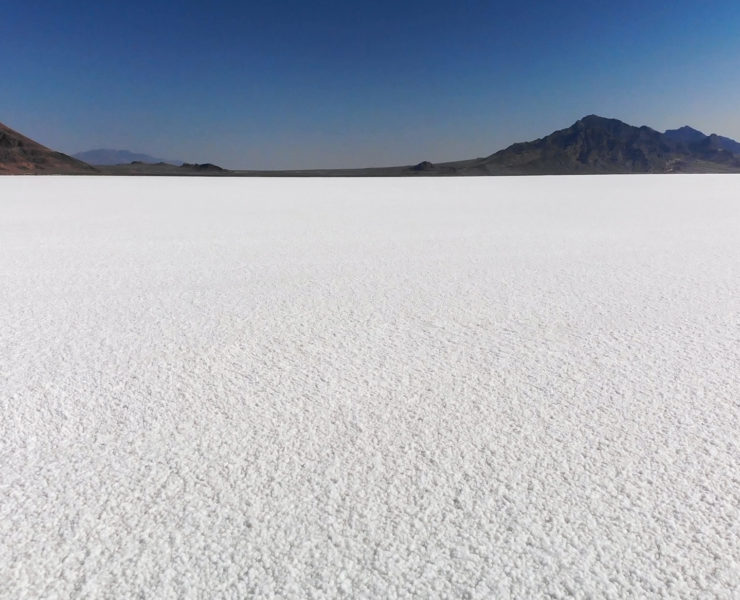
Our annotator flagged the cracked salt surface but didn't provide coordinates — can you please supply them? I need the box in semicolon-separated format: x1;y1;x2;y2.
1;175;739;598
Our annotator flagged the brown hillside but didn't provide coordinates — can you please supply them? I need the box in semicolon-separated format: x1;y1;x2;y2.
0;122;96;174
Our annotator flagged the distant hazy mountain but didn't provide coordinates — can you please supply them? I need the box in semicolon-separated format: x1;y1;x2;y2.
0;121;97;174
72;149;183;166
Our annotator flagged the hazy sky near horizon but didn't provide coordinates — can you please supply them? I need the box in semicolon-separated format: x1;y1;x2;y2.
3;1;740;169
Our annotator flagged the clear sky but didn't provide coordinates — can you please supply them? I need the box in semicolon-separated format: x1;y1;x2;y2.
3;1;740;169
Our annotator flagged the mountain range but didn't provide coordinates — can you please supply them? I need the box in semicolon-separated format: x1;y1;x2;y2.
2;115;740;176
72;149;184;166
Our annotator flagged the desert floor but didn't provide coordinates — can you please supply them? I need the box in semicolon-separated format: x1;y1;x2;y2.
1;176;738;598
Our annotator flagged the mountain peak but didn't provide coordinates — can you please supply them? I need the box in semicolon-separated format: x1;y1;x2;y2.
660;125;740;155
664;125;707;145
571;115;647;133
673;125;703;133
576;114;617;125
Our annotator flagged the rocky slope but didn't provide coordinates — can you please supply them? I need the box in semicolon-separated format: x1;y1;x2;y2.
0;122;96;174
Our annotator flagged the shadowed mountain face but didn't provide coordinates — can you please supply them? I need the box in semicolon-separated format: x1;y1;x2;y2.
664;125;707;144
475;116;675;174
665;125;740;155
714;135;740;155
72;149;184;166
0;122;97;174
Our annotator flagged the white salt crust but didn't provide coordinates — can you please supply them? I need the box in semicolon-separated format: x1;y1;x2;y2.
1;176;738;598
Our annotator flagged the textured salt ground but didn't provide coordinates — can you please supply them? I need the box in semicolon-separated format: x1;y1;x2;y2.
1;175;739;598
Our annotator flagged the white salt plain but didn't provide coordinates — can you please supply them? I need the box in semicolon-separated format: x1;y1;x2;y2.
1;175;739;598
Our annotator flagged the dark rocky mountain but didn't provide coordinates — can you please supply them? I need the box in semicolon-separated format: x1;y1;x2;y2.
73;149;184;166
472;116;677;174
450;115;740;175
0;121;97;174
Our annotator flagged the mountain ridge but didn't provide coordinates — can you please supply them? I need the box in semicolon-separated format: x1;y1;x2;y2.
3;115;740;175
664;125;740;154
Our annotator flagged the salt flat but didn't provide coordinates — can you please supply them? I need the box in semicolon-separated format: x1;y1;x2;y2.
1;175;739;598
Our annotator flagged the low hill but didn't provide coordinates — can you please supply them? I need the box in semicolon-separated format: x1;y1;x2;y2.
94;161;229;176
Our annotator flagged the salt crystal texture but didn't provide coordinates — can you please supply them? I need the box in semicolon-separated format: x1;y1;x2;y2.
1;175;739;598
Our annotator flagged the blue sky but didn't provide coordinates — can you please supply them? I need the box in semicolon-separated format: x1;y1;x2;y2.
3;1;740;169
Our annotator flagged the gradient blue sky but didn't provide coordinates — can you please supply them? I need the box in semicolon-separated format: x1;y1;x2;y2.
3;1;740;169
